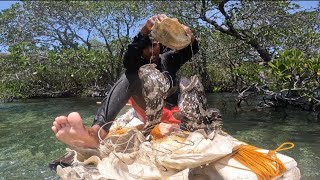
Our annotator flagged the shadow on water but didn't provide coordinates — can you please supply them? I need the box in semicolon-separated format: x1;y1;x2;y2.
0;94;319;179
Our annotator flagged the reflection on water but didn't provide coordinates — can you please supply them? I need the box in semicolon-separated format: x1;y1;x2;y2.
0;94;319;179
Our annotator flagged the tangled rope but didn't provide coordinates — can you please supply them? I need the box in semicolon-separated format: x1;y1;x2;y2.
232;142;295;180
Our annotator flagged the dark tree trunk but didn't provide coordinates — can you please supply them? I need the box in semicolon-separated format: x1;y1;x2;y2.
200;0;273;62
199;50;212;92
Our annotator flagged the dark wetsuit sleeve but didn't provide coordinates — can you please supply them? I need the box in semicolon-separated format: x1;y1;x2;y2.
92;72;145;131
123;33;150;72
92;74;132;131
171;39;200;68
161;39;200;105
93;33;150;130
160;39;200;78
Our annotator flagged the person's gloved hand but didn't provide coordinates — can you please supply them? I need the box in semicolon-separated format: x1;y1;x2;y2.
141;14;168;36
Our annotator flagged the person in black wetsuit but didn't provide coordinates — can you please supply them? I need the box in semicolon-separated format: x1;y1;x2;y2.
51;14;199;149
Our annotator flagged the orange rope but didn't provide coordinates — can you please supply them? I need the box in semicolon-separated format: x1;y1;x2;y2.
106;127;130;137
232;142;295;180
150;124;165;140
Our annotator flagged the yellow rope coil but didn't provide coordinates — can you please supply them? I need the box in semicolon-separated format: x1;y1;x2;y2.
232;142;295;180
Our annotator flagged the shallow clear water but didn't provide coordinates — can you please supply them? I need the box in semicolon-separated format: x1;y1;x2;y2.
0;94;319;179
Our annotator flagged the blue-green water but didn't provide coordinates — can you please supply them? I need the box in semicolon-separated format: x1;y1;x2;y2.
0;94;319;179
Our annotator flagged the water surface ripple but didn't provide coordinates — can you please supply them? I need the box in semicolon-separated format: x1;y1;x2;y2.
0;94;319;179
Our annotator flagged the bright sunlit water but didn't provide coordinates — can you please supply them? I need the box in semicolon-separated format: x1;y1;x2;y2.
0;93;319;179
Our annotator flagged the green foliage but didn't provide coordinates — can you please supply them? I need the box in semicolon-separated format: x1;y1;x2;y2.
152;1;319;92
234;62;262;86
207;63;233;90
0;1;319;108
233;49;319;104
266;49;320;99
0;42;119;99
0;1;151;100
0;42;35;100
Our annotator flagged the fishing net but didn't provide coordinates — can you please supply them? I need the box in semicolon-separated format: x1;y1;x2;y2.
55;108;300;180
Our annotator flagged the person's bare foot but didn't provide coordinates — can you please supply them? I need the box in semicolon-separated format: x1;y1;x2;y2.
52;112;100;149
